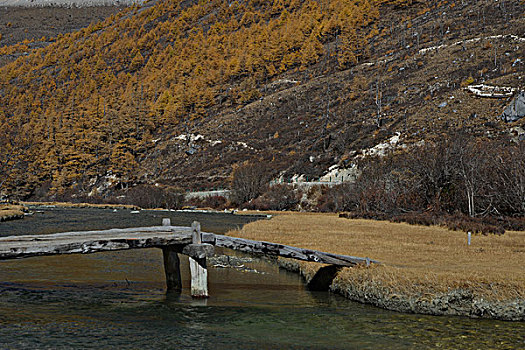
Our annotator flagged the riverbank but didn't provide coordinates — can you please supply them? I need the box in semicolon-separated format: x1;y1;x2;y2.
0;204;26;222
228;213;525;321
21;201;271;218
22;201;139;210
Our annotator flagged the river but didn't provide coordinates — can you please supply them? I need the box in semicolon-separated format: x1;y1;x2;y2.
0;207;523;349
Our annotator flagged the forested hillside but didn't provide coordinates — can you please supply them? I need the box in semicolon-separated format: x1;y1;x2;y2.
0;0;523;200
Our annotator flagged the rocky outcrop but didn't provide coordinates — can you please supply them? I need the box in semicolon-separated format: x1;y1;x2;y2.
501;91;525;123
466;84;517;98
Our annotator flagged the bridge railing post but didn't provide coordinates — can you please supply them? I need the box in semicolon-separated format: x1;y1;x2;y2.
192;221;202;244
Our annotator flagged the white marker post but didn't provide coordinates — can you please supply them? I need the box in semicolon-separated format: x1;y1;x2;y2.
467;232;472;246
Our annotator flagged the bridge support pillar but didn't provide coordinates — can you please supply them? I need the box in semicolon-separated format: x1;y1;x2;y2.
162;245;183;292
307;265;341;291
187;221;213;298
189;256;208;298
161;218;182;292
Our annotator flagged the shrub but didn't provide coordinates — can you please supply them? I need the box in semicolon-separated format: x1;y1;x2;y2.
244;185;300;211
315;184;357;212
123;185;184;209
460;76;475;87
477;216;525;232
390;212;505;235
230;161;271;205
341;211;505;235
186;195;228;210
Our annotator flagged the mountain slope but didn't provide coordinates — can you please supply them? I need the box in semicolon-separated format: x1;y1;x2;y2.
0;0;524;199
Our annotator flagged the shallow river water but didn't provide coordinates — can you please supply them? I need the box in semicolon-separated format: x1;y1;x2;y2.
0;207;523;349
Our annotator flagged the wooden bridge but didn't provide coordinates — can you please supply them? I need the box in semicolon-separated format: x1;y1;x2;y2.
0;219;378;297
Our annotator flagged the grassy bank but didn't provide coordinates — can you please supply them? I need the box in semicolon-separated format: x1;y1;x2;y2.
0;204;26;222
228;213;525;320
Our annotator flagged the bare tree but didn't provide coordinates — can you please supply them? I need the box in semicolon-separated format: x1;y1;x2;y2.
457;139;481;217
494;140;525;216
374;80;383;128
230;161;270;205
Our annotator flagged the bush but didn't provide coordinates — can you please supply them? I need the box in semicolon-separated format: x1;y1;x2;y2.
479;216;525;232
185;195;228;210
315;184;357;212
348;132;525;219
391;212;505;235
123;185;184;209
460;76;475;87
244;185;300;211
230;161;271;205
341;211;505;235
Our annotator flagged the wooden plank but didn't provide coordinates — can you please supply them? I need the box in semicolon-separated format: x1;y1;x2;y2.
201;233;379;267
0;226;192;242
0;226;192;260
0;225;378;267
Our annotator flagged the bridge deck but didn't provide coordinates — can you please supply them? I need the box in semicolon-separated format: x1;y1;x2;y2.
0;226;377;267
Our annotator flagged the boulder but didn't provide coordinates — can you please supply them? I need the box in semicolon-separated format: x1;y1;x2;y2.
501;91;525;123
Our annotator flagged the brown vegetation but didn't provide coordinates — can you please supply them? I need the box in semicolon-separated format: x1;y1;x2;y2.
243;184;301;211
0;0;523;200
0;204;26;221
24;183;184;209
227;132;525;235
335;132;525;234
229;213;525;302
21;201;138;209
230;161;271;205
185;195;229;210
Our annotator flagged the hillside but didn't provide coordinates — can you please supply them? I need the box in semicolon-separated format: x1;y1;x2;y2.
0;6;126;55
0;0;524;200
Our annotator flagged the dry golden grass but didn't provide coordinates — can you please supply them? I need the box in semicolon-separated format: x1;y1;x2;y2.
235;210;298;216
22;201;138;210
0;204;25;221
0;204;25;211
229;213;525;300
